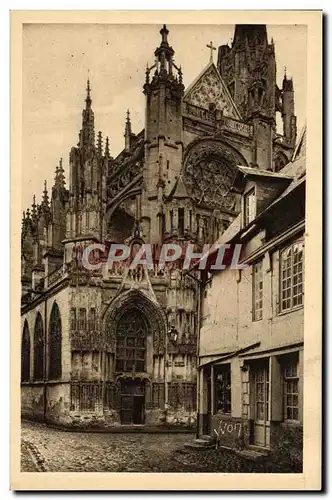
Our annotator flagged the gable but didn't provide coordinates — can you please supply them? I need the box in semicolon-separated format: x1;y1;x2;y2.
184;62;241;120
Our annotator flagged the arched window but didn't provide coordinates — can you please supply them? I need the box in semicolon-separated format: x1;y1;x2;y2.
115;308;148;373
49;303;62;380
21;320;30;382
33;313;44;381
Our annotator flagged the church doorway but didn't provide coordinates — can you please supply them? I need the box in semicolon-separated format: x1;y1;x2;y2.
120;379;145;425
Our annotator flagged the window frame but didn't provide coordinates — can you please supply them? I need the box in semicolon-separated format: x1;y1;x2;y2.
252;259;264;322
214;363;232;415
279;240;304;313
283;355;300;423
244;188;256;226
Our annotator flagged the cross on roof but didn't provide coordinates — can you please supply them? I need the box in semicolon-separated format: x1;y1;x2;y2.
206;41;217;63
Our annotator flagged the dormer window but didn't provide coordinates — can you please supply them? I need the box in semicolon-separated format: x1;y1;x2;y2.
244;188;256;225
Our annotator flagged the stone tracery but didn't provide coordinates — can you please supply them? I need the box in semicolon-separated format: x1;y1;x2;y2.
184;140;241;210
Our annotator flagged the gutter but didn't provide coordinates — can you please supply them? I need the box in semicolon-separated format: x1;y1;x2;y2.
198;341;261;368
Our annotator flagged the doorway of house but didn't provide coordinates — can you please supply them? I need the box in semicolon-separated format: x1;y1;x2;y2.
253;359;270;448
202;367;212;435
120;379;145;425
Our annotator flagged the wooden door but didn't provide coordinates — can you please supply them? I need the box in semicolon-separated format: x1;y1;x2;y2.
253;360;270;448
120;380;145;424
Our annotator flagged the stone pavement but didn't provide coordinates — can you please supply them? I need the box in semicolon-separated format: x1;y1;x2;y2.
21;420;198;472
21;420;301;474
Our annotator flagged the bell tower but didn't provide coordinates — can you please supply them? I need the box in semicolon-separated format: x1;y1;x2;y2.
218;25;277;169
142;25;184;243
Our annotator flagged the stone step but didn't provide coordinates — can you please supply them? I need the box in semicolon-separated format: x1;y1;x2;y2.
248;445;270;456
195;438;213;446
201;434;214;442
235;449;267;462
184;442;207;450
184;438;214;450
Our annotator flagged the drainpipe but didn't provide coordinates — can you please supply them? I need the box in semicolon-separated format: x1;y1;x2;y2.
164;325;168;421
196;274;203;438
43;298;47;421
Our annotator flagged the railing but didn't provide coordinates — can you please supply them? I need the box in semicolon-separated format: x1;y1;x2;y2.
182;101;253;137
46;265;65;287
220;116;253;137
105;261;171;280
182;101;216;122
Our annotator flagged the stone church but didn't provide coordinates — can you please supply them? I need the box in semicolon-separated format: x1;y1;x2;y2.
21;24;297;429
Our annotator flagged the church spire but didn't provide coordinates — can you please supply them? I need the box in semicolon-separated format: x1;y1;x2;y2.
42;180;49;209
144;24;184;97
54;158;66;189
97;131;103;156
80;78;95;154
31;194;37;220
124;109;132;152
105;136;110;158
154;24;174;77
85;78;92;109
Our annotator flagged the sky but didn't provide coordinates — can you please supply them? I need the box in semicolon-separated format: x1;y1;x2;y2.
22;23;307;209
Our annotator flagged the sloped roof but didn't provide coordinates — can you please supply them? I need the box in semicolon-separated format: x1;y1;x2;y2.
184;62;241;120
291;124;307;162
168;174;190;199
236;166;293;180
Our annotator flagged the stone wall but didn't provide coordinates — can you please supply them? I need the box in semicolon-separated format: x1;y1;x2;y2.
21;385;45;422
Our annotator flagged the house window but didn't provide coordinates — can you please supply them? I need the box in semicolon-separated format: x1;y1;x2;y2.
244;189;256;225
214;364;231;414
280;241;304;311
283;356;299;421
178;208;184;237
252;260;263;321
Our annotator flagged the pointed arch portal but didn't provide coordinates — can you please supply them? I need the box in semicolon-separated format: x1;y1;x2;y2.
104;290;167;424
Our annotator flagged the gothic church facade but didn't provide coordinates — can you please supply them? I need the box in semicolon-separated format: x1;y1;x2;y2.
21;24;297;429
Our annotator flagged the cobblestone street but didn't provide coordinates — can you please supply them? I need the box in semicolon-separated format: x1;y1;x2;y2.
21;420;198;473
21;420;300;473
